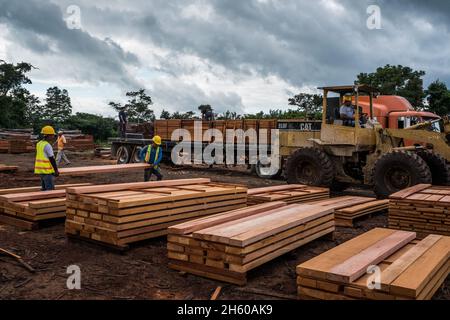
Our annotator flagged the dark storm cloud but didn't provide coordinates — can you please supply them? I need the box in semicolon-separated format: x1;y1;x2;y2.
1;0;450;112
0;0;141;88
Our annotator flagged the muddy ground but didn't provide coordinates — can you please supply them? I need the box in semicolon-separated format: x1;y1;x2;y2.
0;152;448;300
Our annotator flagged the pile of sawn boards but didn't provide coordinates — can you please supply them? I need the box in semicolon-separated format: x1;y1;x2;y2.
0;184;90;230
297;228;450;300
389;184;450;237
311;196;389;227
247;185;388;227
247;185;330;205
167;201;335;285
65;179;247;249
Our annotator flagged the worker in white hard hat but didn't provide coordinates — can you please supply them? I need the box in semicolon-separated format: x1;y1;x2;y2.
340;94;356;126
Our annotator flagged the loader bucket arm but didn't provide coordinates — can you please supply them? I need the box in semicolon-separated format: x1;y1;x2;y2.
383;128;450;162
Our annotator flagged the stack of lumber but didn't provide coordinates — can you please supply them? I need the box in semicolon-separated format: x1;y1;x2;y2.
0;184;91;230
155;120;182;140
311;196;389;227
168;202;335;285
0;129;36;154
126;122;154;139
59;163;151;176
182;120;213;142
297;228;450;300
0;140;9;153
389;184;450;237
247;185;330;206
0;165;18;173
94;147;112;159
64;134;95;151
65;179;247;249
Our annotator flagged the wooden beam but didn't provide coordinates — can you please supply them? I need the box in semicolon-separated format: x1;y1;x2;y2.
59;163;152;176
169;202;286;235
247;185;307;195
66;178;211;194
328;230;416;283
0;190;66;202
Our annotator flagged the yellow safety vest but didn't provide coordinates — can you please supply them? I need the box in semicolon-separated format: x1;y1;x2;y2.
35;141;55;175
145;146;160;169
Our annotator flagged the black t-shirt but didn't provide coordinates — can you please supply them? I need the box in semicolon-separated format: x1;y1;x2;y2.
119;111;127;123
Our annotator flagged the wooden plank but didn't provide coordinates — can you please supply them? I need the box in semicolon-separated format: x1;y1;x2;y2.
59;163;151;176
0;183;91;195
0;190;66;202
380;235;442;290
169;202;286;235
328;230;416;283
201;205;333;247
66;178;211;194
297;228;398;279
247;185;307;195
390;236;450;298
390;184;432;200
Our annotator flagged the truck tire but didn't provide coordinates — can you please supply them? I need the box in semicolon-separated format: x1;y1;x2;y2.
116;146;131;164
255;160;282;179
131;147;143;163
417;150;450;186
373;151;432;198
285;147;334;187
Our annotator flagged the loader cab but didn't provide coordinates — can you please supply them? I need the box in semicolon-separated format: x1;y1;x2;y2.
318;85;379;148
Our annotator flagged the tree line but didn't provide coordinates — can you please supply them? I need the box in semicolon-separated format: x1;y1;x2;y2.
1;60;449;142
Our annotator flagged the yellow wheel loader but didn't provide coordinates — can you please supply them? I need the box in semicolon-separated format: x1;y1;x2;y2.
284;85;450;198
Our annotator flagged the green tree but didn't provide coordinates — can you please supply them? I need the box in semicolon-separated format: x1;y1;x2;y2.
126;89;154;123
160;109;171;119
425;80;450;116
198;104;212;118
65;112;118;141
356;64;426;109
0;60;35;128
288;93;322;119
109;89;154;123
42;86;72;125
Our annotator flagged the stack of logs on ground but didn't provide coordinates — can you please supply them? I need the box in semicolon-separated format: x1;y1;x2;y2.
389;184;450;237
248;185;389;227
65;179;247;249
0;184;90;230
297;228;450;300
167;201;335;285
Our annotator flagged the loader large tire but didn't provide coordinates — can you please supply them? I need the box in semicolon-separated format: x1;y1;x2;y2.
373;151;432;198
286;148;334;187
417;150;450;186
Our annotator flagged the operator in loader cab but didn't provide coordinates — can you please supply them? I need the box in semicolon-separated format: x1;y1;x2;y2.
340;95;356;126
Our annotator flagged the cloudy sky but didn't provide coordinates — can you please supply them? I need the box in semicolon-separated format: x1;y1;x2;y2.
1;0;450;118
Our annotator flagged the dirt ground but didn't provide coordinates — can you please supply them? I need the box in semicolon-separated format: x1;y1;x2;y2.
0;152;448;300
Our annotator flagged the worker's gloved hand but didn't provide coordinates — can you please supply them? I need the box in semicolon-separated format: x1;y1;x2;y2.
54;171;60;177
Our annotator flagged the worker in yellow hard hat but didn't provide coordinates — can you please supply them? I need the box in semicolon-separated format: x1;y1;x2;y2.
139;135;163;181
35;126;59;191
